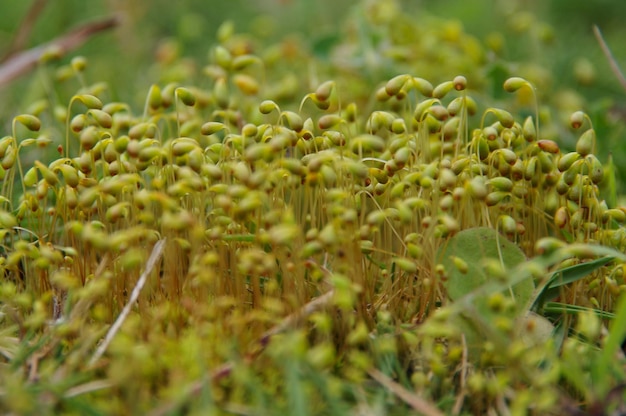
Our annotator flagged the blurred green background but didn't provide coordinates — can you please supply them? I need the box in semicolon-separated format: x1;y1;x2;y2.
1;0;626;191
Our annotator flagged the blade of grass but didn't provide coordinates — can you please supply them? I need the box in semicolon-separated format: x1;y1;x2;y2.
595;293;626;397
532;256;614;312
543;302;615;320
89;239;166;366
594;25;626;93
367;368;444;416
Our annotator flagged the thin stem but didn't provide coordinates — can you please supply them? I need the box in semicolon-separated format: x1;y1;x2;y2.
593;25;626;93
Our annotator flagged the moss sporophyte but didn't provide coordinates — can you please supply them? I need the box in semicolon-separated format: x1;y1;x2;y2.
2;3;626;414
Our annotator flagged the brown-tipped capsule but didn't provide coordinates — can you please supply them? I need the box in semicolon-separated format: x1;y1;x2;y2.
537;139;559;154
318;114;342;130
315;80;335;102
453;75;467;91
554;206;569;229
570;111;585;129
15;114;41;132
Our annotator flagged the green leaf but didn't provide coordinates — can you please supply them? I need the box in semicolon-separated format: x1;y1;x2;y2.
532;256;614;312
437;227;533;309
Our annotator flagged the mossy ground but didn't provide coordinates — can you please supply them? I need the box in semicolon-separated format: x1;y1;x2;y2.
1;1;626;414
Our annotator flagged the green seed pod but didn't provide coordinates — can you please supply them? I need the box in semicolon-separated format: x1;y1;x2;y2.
432;81;454;99
214;78;229;108
393;257;417;273
318;114;342;130
563;160;583;186
439;194;454;211
70;56;87;72
490;108;515;128
575;129;595;157
499;215;517;235
75;94;103;110
114;135;130;154
385;74;411;96
489;177;513;192
603;208;626;223
160;83;177;108
64;185;78;209
522;116;536;142
350;134;385;154
554;207;569;229
232;74;259;96
344;102;357;123
393;147;411;167
567;179;583;202
485;191;508;206
176;87;196;106
476;137;490;160
23;166;38;187
79;126;99;151
558;151;581;172
106;202;130;223
451;158;470;175
503;77;530;93
438;168;457;189
537;151;555;173
367;111;395;132
413;98;438;121
171;139;199;157
201;122;228;136
428;105;449;121
213;45;232;69
467;177;488;200
499;148;518;166
87;109;112;129
14;114;41;132
585;154;604;184
56;164;79;187
231;53;261;70
411;77;434;96
138;146;162;162
376;86;392;102
35;161;59;186
524;157;539;181
147;84;162;110
314;80;335;102
391;118;406;134
128;123;152;140
442;117;460;141
535;237;566;255
280;111;303;132
390;181;408;198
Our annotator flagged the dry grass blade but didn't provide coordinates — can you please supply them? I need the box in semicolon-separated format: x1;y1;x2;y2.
0;15;119;87
594;25;626;93
367;368;444;416
89;239;166;366
260;289;334;345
